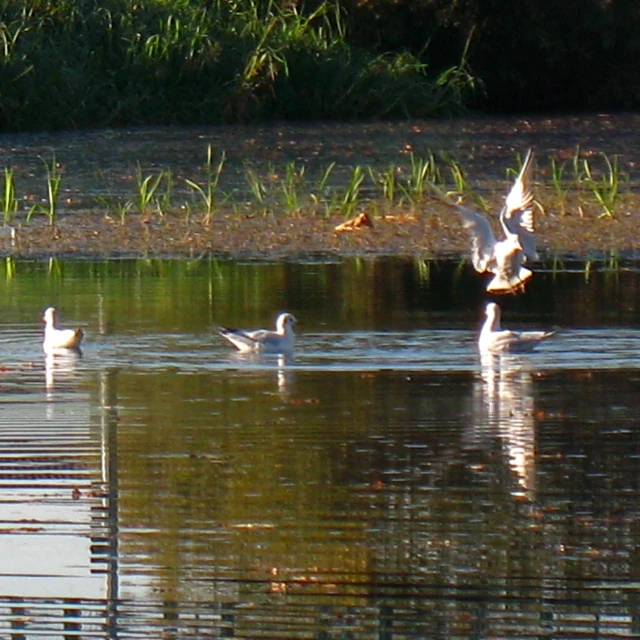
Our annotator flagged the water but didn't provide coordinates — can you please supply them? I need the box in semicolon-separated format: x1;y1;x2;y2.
0;257;639;638
2;113;640;211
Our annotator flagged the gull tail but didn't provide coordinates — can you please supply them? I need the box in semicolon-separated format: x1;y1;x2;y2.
486;266;533;294
216;326;256;352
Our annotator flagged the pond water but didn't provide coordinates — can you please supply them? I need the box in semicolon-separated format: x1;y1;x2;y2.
0;256;639;638
2;113;640;212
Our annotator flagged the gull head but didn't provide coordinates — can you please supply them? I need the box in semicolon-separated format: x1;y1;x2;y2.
43;307;58;328
276;313;298;333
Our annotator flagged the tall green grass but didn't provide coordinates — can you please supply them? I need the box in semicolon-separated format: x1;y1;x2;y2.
0;0;475;132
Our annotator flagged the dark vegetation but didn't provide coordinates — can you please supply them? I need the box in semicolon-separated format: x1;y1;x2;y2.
0;0;638;132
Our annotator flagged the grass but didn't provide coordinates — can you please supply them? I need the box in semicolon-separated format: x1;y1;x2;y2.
135;164;167;216
1;167;18;225
0;0;476;132
0;148;635;238
280;162;306;215
582;153;624;218
26;155;62;226
185;145;226;224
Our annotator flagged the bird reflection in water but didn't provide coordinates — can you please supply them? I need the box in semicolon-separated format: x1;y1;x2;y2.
475;353;537;494
45;350;82;393
227;351;295;400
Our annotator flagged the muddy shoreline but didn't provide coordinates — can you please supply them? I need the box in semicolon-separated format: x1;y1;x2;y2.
3;206;639;263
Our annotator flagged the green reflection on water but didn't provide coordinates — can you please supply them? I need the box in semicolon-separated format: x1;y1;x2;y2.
0;256;475;334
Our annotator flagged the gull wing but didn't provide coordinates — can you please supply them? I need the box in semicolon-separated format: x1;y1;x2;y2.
485;328;554;353
501;149;538;260
217;327;260;352
456;205;497;273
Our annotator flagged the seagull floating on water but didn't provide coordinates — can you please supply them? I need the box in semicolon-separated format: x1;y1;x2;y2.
216;312;297;354
433;149;537;294
42;307;84;353
478;302;555;355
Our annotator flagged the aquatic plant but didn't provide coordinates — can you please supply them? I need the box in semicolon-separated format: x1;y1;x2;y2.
245;167;269;215
400;152;442;205
185;145;226;224
280;162;306;215
309;162;335;216
369;165;400;208
582;153;623;218
1;167;18;225
95;196;134;225
135;164;167;216
549;157;569;215
442;153;490;212
338;165;365;217
27;155;62;226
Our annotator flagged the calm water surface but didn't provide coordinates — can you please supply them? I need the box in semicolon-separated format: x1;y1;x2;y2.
2;113;640;209
0;257;639;638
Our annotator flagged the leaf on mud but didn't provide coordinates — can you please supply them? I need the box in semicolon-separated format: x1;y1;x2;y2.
334;212;373;232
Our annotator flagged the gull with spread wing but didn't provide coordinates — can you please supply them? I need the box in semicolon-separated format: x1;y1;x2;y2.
217;312;297;354
433;149;537;293
478;302;555;355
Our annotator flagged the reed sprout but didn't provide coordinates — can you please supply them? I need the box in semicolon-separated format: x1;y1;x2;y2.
280;162;306;215
1;167;18;225
582;153;623;218
369;165;399;204
338;165;365;217
309;162;335;215
246;167;269;215
185;145;226;224
27;155;62;225
549;158;569;215
95;196;134;225
135;164;167;216
400;152;441;204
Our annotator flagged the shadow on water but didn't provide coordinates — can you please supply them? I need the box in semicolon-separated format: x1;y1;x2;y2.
0;257;640;637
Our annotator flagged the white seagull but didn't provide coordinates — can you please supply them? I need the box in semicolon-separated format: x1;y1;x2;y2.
478;302;555;355
434;149;537;293
217;312;297;354
42;307;84;353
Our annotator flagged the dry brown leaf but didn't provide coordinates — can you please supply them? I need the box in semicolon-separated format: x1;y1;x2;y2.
334;212;373;232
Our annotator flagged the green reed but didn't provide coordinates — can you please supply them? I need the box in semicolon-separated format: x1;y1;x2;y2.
27;155;62;225
280;162;306;215
338;165;365;217
185;145;226;224
582;153;623;218
1;167;18;225
549;157;570;214
309;163;335;215
245;167;269;215
445;155;489;212
400;152;442;204
369;165;399;204
95;195;133;225
135;164;167;215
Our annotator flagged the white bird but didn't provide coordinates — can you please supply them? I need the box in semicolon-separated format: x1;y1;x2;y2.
42;307;84;353
478;302;555;355
434;149;537;293
217;312;297;354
